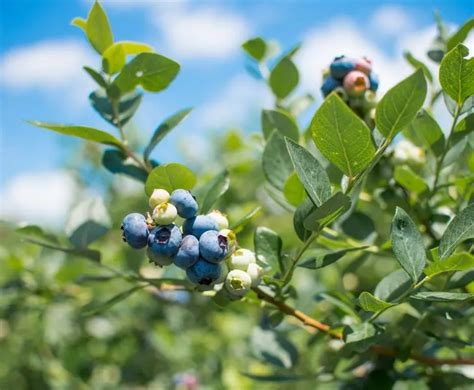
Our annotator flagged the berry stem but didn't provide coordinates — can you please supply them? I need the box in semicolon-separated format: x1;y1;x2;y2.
252;286;474;366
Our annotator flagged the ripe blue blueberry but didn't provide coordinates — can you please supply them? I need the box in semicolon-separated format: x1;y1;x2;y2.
121;213;149;249
186;257;222;286
174;235;200;269
170;189;198;219
368;72;379;92
183;215;218;239
330;56;356;80
321;76;342;97
199;230;228;263
148;224;182;257
147;247;173;266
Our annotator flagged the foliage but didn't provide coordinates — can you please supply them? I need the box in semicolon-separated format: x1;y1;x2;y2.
1;2;473;389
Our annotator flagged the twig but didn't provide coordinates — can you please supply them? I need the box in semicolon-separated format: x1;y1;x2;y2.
253;287;474;366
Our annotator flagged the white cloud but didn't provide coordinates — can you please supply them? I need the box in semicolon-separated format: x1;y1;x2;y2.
152;6;250;60
371;5;413;36
0;170;79;227
0;39;96;104
198;73;271;128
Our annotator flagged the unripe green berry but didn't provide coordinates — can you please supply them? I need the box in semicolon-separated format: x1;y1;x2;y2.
149;189;170;209
152;202;177;225
246;262;263;287
224;269;251;297
229;248;255;271
207;210;229;230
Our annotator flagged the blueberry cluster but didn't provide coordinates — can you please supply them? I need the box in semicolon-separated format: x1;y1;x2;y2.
121;188;263;297
321;56;379;126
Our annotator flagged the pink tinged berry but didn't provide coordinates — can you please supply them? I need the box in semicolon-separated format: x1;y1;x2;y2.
343;71;370;96
355;57;372;75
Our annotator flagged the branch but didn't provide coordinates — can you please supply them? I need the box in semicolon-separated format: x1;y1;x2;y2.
253;287;474;366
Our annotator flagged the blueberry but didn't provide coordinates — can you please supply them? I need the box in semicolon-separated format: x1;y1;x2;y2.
199;230;228;263
343;70;369;97
207;210;229;230
148;224;182;257
149;188;170;209
152;202;178;225
121;213;149;249
321;76;342;97
183;215;218;239
368;72;379;92
229;248;256;271
170;189;198;219
147;247;173;266
186;257;222;286
174;235;200;269
330;56;356;79
355;57;372;75
224;269;252;297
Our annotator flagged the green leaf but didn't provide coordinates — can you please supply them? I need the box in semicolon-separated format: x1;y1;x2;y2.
394;165;428;194
145;163;196;196
303;192;351;231
410;292;474;302
293;198;315;242
311;94;375;176
29;121;123;148
230;207;261;232
199;170;230;214
102;41;153;74
83;66;107;88
343;323;380;353
242;37;267;61
358;292;394;312
65;197;111;249
82;285;146;316
251;327;298;368
254;227;283;272
447;270;474;289
405;109;445;155
262;130;293;190
71;17;87;31
16;225;59;245
241;372;317;383
90;90;142;127
425;252;474;278
447;18;474;51
283;172;305;206
269;57;299;99
102;149;148;182
438;203;474;259
86;1;113;54
261;109;299;141
376;69;427;138
439;44;474;106
285;138;331;206
374;269;412;302
451;112;474;146
112;52;180;94
391;207;426;283
403;51;433;82
20;238;101;262
299;247;367;270
143;108;192;161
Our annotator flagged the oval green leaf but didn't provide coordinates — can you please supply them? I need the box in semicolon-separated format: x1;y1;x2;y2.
145;163;196;195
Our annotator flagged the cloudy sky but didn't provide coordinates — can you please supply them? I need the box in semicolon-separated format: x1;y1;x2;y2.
0;0;472;227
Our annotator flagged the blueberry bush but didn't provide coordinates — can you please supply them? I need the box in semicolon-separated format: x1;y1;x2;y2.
1;2;473;388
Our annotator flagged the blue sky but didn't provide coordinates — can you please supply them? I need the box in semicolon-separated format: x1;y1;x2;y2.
0;0;472;226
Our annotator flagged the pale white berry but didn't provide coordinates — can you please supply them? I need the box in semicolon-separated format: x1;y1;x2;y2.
246;262;263;287
152;202;177;225
149;189;170;209
229;248;256;271
224;269;252;297
207;210;229;230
